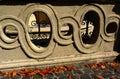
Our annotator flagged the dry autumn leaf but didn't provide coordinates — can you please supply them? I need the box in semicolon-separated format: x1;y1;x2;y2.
0;61;119;78
65;65;75;70
88;63;97;69
96;74;104;79
0;71;5;76
68;73;73;79
17;71;24;76
21;69;31;74
11;70;17;78
108;62;119;68
110;76;115;79
102;68;109;72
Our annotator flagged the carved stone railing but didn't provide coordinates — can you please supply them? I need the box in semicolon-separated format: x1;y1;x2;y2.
0;2;120;69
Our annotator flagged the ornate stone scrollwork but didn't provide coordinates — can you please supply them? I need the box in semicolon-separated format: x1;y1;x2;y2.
47;5;74;45
0;16;21;49
18;4;56;58
57;16;79;45
54;16;79;45
74;4;104;54
101;15;120;42
0;3;118;60
47;5;79;45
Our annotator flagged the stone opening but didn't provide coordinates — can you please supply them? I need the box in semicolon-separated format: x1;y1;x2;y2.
3;25;18;39
28;11;52;47
81;11;100;44
61;23;73;36
106;22;117;34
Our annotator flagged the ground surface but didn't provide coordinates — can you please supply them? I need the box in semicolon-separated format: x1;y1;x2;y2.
0;60;120;79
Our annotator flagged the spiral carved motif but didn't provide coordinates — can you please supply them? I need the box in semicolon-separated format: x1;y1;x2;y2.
46;5;78;45
101;15;120;42
0;16;23;49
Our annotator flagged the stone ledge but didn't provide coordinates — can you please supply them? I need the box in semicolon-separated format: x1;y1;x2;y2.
0;52;118;70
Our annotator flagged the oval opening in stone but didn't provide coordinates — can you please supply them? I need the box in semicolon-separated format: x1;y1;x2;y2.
3;25;18;39
60;23;73;37
106;22;117;34
28;11;52;48
81;11;100;44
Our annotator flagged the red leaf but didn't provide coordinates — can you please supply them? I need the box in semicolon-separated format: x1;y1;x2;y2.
68;73;73;79
26;72;36;77
96;74;104;79
102;68;109;72
110;76;115;79
0;71;5;76
21;69;31;74
88;63;97;69
11;70;17;78
65;65;75;70
17;71;24;76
